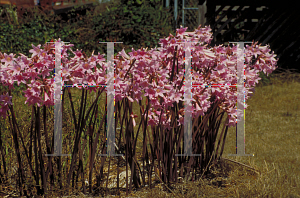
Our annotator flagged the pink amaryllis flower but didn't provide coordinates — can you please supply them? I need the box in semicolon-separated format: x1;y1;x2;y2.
29;44;42;58
170;90;182;104
176;25;188;38
80;62;93;74
43;91;54;107
0;93;12;106
144;87;156;99
1;53;15;69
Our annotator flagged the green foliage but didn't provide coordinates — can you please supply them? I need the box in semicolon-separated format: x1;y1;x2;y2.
89;0;175;56
0;0;175;60
0;5;67;58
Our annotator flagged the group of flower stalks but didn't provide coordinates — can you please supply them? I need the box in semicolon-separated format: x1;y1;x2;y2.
0;25;277;127
0;25;278;196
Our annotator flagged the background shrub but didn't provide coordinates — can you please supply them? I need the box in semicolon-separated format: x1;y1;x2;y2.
0;0;175;59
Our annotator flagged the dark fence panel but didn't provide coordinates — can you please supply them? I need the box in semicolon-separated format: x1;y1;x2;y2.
204;1;300;73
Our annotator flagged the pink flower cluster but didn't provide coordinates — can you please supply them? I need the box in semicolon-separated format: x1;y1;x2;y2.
0;25;277;128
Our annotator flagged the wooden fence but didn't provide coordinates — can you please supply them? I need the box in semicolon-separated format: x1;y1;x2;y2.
203;1;300;73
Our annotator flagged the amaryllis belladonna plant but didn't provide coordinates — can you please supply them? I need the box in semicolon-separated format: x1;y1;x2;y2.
0;25;277;196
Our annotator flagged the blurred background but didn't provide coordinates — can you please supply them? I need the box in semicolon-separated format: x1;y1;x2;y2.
0;0;299;74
